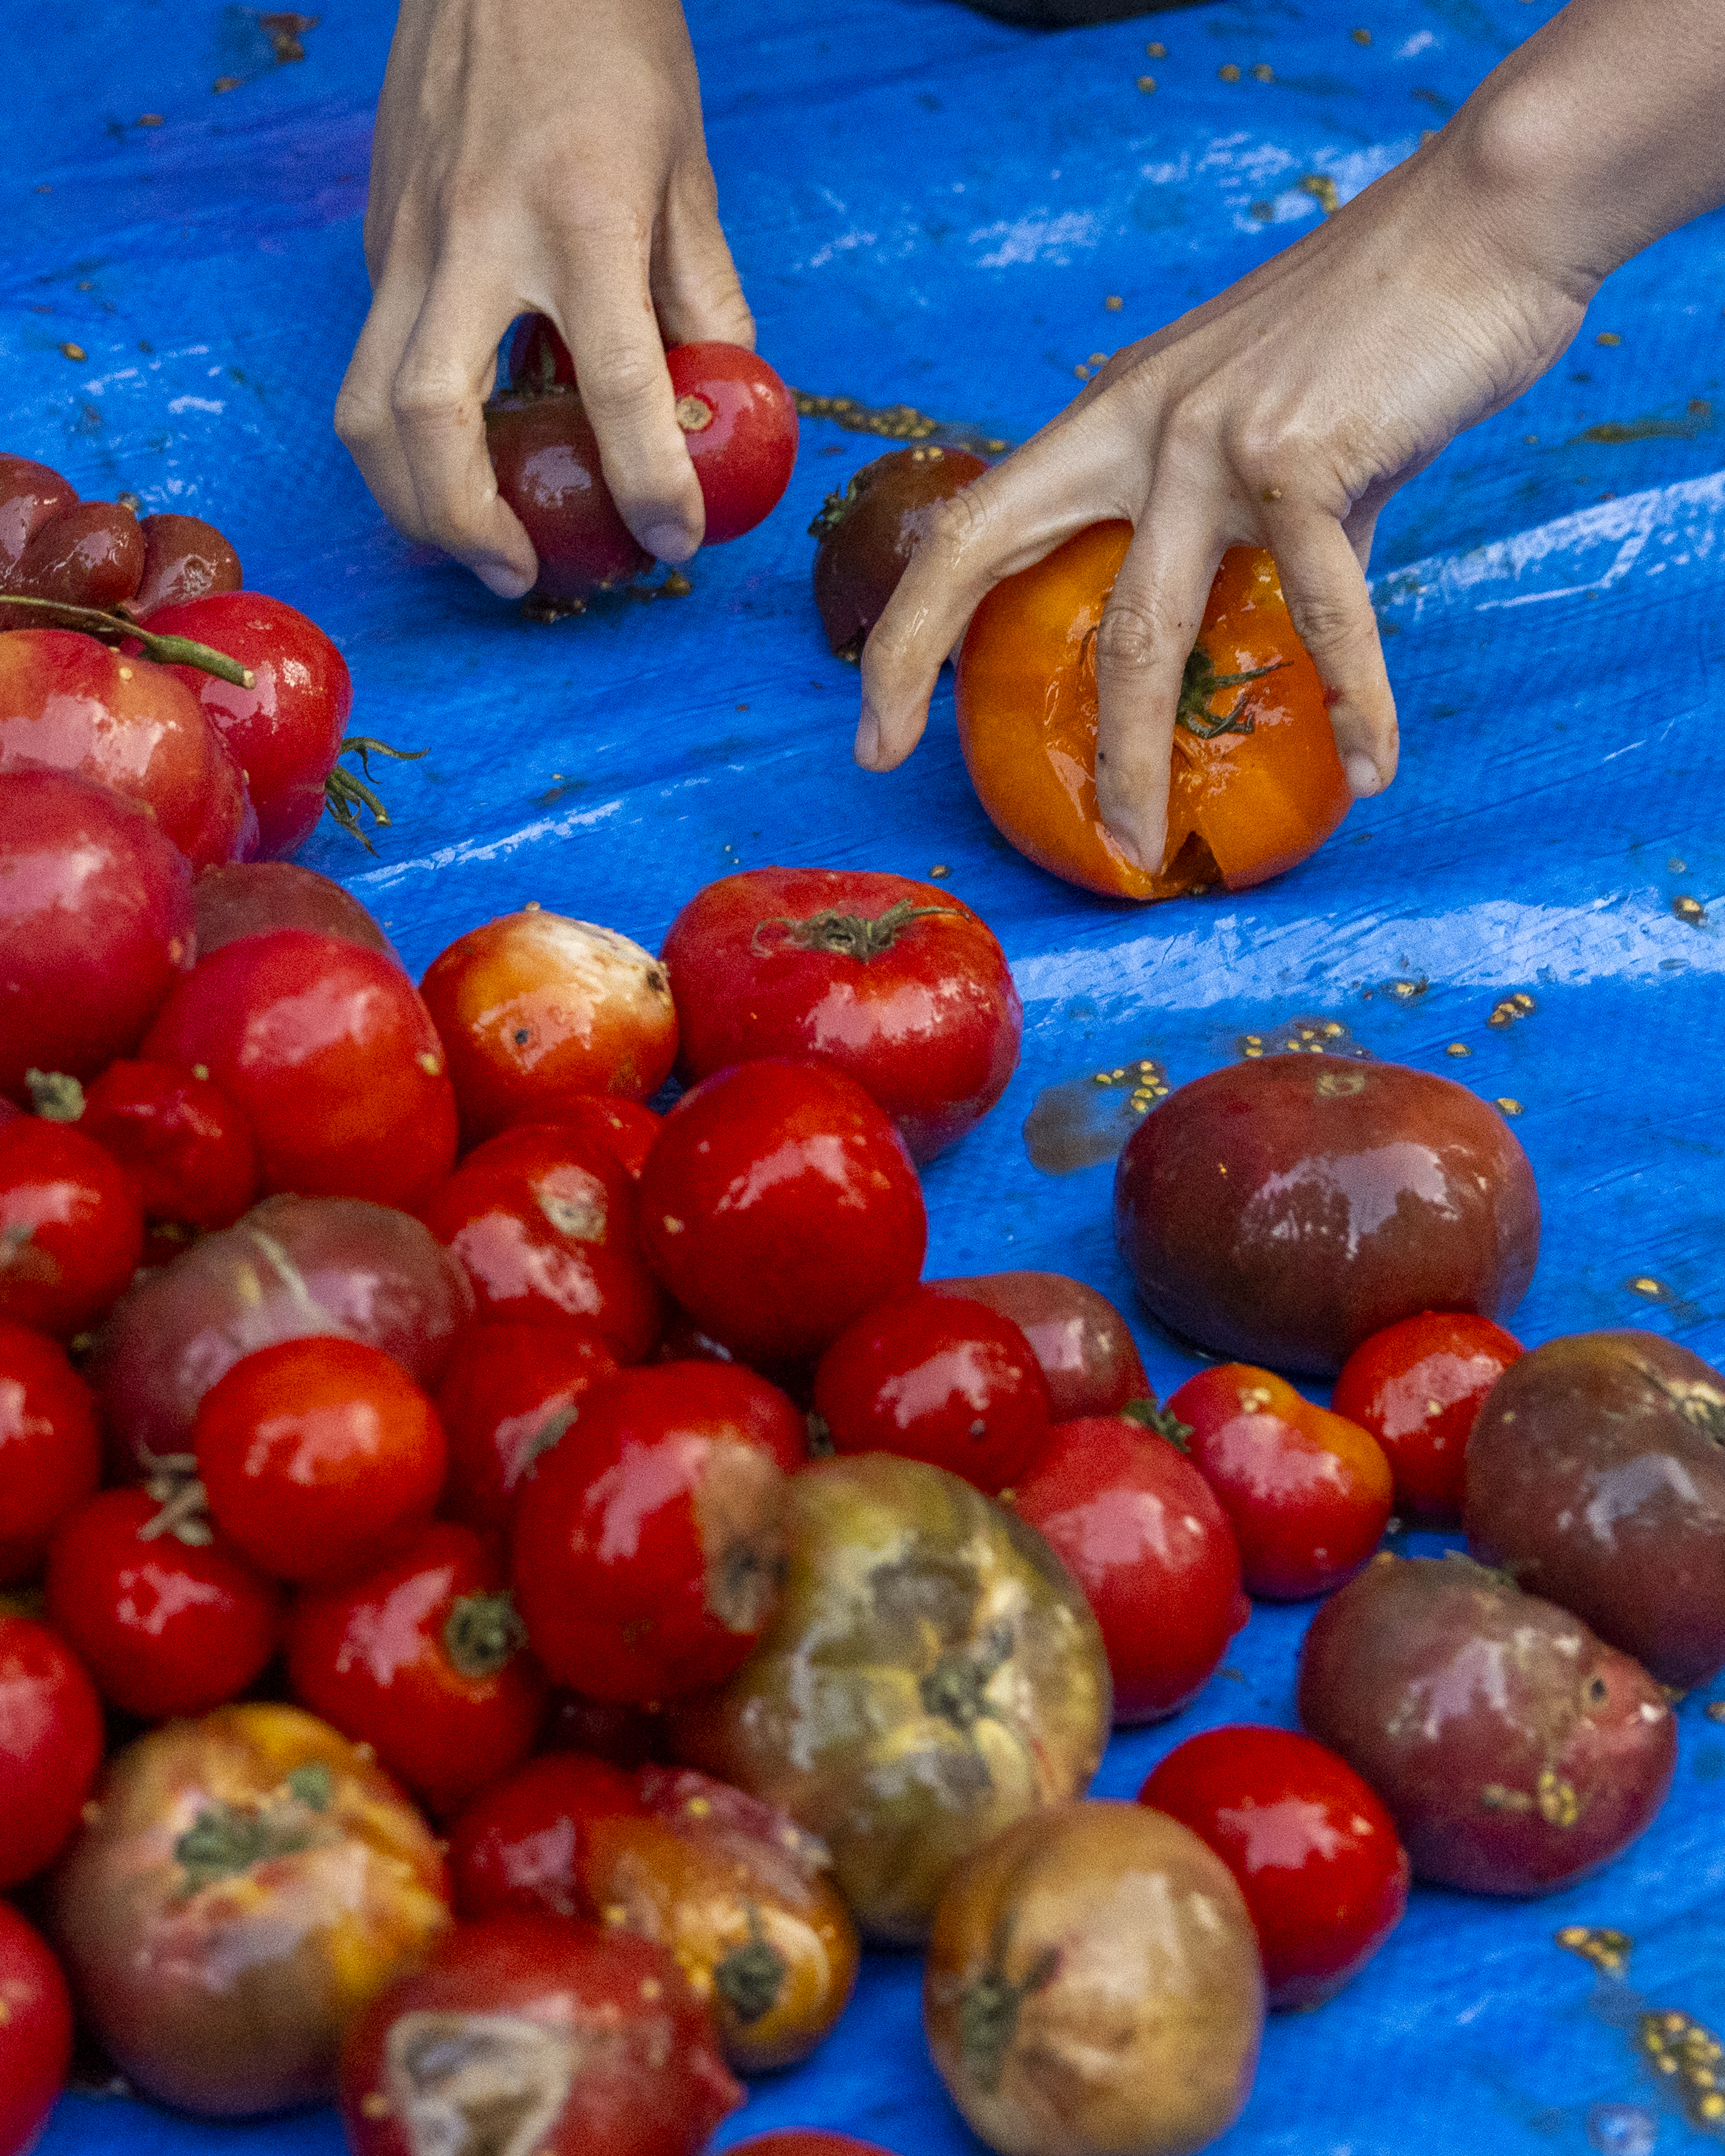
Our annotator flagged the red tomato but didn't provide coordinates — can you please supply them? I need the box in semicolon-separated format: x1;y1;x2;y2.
0;1116;144;1338
1139;1724;1410;2009
1167;1365;1393;1601
813;1288;1050;1495
0;454;142;610
486;388;655;599
930;1270;1149;1422
193;858;401;966
436;1318;619;1533
195;1335;449;1585
421;1124;662;1362
1332;1311;1524;1524
141;928;459;1211
0;1321;100;1583
447;1750;643;1920
665;341;799;543
529;1094;661;1178
512;1361;801;1700
639;1058;927;1366
339;1914;743;2156
1013;1411;1247;1723
44;1483;282;1720
287;1520;547;1817
730;2140;896;2156
661;867;1022;1162
0;454;79;578
0;1612;104;1887
0;1901;73;2156
79;1058;258;1232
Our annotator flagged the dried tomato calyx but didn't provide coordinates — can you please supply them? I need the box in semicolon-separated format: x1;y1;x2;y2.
715;1904;788;2025
958;1944;1060;2093
674;393;716;434
173;1764;333;1892
0;593;255;689
750;897;959;962
138;1447;215;1548
919;1621;1015;1732
443;1590;528;1680
23;1068;85;1122
1175;646;1289;739
807;466;876;542
324;735;427;854
1120;1398;1193;1452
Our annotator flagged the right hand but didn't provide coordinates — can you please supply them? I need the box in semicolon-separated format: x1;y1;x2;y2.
336;0;753;597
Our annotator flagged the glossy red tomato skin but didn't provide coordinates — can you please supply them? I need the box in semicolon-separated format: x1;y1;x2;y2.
639;1058;928;1367
814;1288;1050;1496
1013;1413;1246;1724
14;499;145;610
0;1117;145;1339
665;341;799;543
1168;1365;1394;1602
512;1361;801;1701
421;1124;662;1363
729;2139;897;2156
287;1520;548;1818
930;1271;1149;1422
0;1900;73;2156
152;592;353;858
447;1750;644;1920
141;928;459;1211
1332;1311;1524;1524
195;1335;449;1585
338;1912;743;2156
436;1318;621;1533
514;1094;660;1178
661;867;1022;1162
0;769;195;1102
193;859;401;966
486;388;655;599
0;1613;104;1887
1139;1724;1410;2009
79;1058;258;1233
0;1322;100;1584
44;1487;282;1719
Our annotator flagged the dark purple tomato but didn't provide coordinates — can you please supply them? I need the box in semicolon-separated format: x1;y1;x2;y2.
930;1271;1149;1422
193;860;401;967
486;388;654;600
811;444;990;658
127;512;244;621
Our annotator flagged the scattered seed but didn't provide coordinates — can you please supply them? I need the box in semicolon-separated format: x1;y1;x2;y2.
1219;62;1241;81
1352;25;1372;42
1446;1042;1471;1056
1299;173;1341;214
1145;40;1166;55
1596;331;1622;346
1673;894;1707;924
1496;1098;1523;1116
138;113;164;127
213;75;243;92
59;342;86;362
1104;295;1123;310
1074;363;1090;379
930;863;948;877
1252;62;1273;80
1137;74;1157;90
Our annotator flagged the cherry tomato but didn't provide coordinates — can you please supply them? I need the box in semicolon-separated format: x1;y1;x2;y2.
639;1057;927;1366
79;1058;258;1233
287;1520;547;1817
435;1317;620;1533
0;1612;104;1887
813;1287;1050;1495
44;1480;282;1720
127;510;243;620
811;442;991;658
530;1093;661;1177
1140;1723;1410;2009
1332;1310;1524;1523
421;1123;662;1361
956;528;1350;900
486;386;654;599
338;1913;743;2156
0;1901;73;2156
665;340;799;543
0;455;79;581
1167;1365;1393;1600
512;1361;800;1700
193;858;401;965
661;867;1022;1161
447;1750;644;1920
930;1269;1148;1422
420;909;678;1145
11;497;144;611
195;1335;449;1585
141;928;459;1212
0;1321;100;1584
0;1116;144;1338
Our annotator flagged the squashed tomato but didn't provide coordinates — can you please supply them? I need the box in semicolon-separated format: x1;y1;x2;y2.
956;526;1350;900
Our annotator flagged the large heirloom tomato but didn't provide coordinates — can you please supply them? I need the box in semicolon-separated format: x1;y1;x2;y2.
956;525;1350;900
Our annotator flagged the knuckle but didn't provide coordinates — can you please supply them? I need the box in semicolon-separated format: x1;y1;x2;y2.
1094;593;1186;675
921;486;990;565
1284;587;1372;653
575;343;668;417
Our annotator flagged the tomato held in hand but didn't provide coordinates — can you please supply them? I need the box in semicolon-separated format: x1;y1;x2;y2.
0;1902;73;2156
79;1058;258;1235
486;386;655;599
1168;1365;1393;1600
447;1750;643;1920
957;527;1350;900
0;1613;104;1887
0;1321;100;1584
1332;1310;1524;1524
0;1116;144;1338
1140;1724;1409;2010
665;341;799;544
436;1318;620;1533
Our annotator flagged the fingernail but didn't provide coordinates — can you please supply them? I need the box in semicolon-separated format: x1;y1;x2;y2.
854;704;882;769
1345;753;1382;798
475;561;534;600
643;523;697;565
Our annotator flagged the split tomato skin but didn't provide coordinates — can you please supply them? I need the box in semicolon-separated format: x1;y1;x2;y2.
665;340;799;543
79;1058;259;1234
447;1750;644;1920
0;1613;105;1888
1332;1309;1524;1524
1169;1365;1393;1601
0;1321;101;1584
930;1269;1149;1422
1140;1724;1410;2009
661;867;1023;1162
486;387;655;598
0;1116;145;1339
810;443;991;658
435;1318;620;1533
128;511;243;621
0;1901;73;2156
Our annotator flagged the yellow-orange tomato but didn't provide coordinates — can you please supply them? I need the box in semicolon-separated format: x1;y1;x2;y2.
955;524;1351;900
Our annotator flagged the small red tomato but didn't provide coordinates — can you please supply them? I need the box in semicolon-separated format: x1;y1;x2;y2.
1013;1411;1247;1724
421;1124;662;1362
813;1288;1050;1496
1168;1365;1394;1601
0;1117;144;1338
930;1270;1149;1422
0;1321;100;1583
0;1612;104;1887
665;341;799;543
639;1058;927;1367
436;1318;620;1533
44;1481;282;1720
512;1361;800;1700
0;1901;73;2156
1332;1310;1524;1523
419;910;678;1145
1140;1724;1409;2009
13;499;144;610
662;867;1022;1162
0;454;79;577
141;928;459;1212
523;1094;662;1178
486;386;655;599
79;1058;258;1232
447;1750;644;1920
195;1336;449;1585
287;1520;547;1817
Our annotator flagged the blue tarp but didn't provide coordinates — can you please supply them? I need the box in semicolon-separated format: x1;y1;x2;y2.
10;1;1724;2151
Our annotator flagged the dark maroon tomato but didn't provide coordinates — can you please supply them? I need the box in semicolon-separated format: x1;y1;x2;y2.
193;859;401;966
0;1117;144;1338
1114;1054;1540;1374
811;442;990;657
814;1288;1050;1495
1298;1553;1675;1895
337;1913;743;2156
1331;1310;1523;1524
486;388;654;599
661;867;1022;1162
1140;1724;1409;2009
1465;1331;1725;1688
79;1058;258;1233
127;511;244;620
14;499;145;610
729;2140;896;2156
0;1321;100;1585
0;1900;73;2156
0;1612;104;1887
447;1750;644;1920
665;341;798;544
543;1689;671;1768
435;1317;620;1533
0;455;78;584
504;312;578;393
638;1057;927;1367
930;1270;1149;1422
1013;1412;1245;1724
44;1483;282;1720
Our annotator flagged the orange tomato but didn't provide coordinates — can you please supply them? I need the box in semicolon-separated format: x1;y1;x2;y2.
954;523;1351;900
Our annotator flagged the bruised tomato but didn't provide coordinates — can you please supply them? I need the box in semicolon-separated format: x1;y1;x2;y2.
1332;1310;1524;1524
127;510;244;620
956;527;1349;900
810;443;991;659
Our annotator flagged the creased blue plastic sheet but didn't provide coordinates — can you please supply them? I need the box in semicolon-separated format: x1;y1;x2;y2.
8;0;1724;2151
